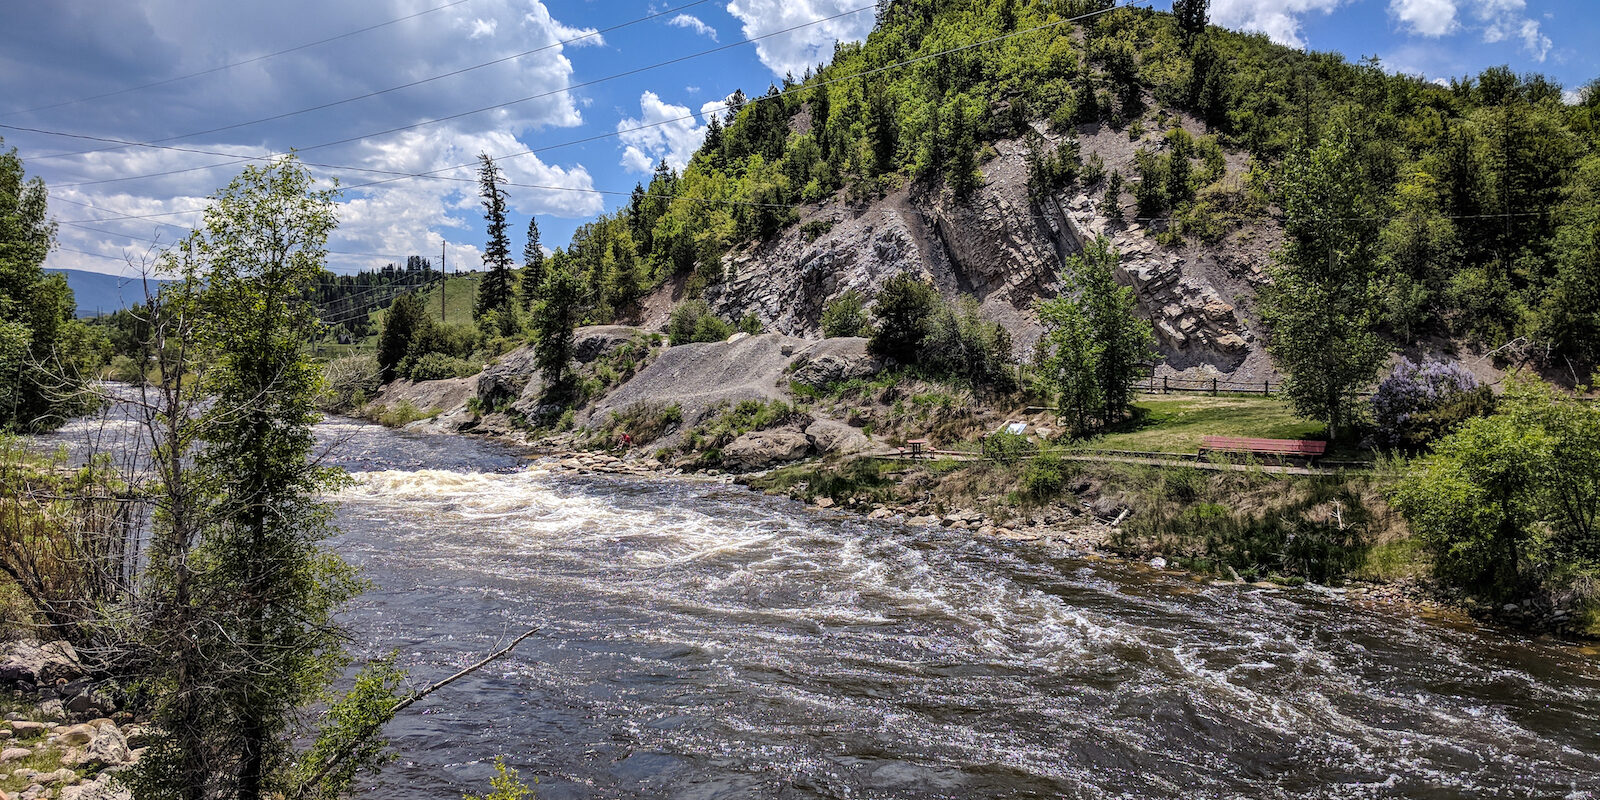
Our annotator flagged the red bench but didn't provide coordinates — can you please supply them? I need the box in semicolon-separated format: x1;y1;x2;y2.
1199;436;1326;463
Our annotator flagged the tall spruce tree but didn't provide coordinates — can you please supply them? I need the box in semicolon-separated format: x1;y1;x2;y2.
1172;0;1209;50
474;153;514;318
520;216;545;309
532;259;584;405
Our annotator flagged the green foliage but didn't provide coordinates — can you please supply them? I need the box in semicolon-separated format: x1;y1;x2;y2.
0;139;106;431
984;430;1037;464
531;259;585;406
520;216;545;310
1393;378;1599;606
1035;236;1157;434
868;273;940;364
920;297;1016;397
465;758;535;800
1259;124;1388;440
667;300;735;345
292;657;406;800
1024;131;1081;201
403;352;476;382
1018;451;1072;504
376;293;429;383
1100;171;1125;221
127;156;366;800
820;289;872;338
596;402;683;447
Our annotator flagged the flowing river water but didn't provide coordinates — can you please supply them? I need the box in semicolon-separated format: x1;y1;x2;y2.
32;409;1600;798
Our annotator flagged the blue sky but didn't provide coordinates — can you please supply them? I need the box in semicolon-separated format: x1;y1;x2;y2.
2;0;1593;278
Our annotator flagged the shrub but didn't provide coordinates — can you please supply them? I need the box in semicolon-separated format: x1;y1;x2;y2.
320;353;382;411
868;273;940;364
821;290;872;338
402;352;475;382
984;430;1037;464
1369;357;1489;448
1019;452;1070;502
603;402;683;446
668;300;734;345
920;298;1016;396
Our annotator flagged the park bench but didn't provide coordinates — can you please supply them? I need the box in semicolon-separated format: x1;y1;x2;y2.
1199;436;1326;464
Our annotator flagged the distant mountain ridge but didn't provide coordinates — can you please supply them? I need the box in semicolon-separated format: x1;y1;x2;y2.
46;268;170;317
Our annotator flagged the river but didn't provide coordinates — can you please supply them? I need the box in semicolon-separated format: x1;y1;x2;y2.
313;418;1600;799
32;409;1600;798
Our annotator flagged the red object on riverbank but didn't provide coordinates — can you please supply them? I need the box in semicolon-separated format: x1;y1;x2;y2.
1199;436;1326;463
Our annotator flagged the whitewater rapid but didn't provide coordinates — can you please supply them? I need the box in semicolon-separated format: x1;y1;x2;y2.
316;418;1600;799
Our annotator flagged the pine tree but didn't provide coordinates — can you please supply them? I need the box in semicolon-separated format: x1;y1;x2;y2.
520;216;544;309
532;259;584;405
474;153;514;318
1172;0;1209;50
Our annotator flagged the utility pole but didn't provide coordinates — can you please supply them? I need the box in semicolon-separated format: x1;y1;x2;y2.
440;242;447;322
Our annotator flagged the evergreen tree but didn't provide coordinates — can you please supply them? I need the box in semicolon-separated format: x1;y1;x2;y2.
1172;0;1209;50
520;216;545;309
868;272;940;364
1260;124;1389;440
376;292;428;383
532;259;584;405
474;154;514;318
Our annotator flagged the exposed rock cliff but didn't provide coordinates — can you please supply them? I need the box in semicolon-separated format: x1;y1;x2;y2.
699;121;1280;380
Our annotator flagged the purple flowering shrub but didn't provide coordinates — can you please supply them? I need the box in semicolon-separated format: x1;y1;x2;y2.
1369;358;1493;448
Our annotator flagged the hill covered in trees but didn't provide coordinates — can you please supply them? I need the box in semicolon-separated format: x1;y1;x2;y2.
529;0;1597;375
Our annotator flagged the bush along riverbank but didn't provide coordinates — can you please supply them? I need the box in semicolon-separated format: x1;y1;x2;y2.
327;323;1598;640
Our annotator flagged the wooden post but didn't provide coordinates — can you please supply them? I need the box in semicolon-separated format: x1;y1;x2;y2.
1264;380;1270;395
1162;375;1169;394
1211;378;1218;396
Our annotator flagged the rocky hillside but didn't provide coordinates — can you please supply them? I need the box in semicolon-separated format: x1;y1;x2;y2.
694;117;1278;380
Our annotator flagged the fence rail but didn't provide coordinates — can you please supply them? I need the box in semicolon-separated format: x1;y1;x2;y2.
1137;375;1376;398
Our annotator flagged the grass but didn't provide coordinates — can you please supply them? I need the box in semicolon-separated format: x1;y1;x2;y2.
412;273;483;330
1094;396;1326;454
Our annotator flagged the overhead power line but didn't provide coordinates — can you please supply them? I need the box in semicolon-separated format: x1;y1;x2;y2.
2;0;478;119
29;0;1129;218
30;0;720;161
15;2;874;191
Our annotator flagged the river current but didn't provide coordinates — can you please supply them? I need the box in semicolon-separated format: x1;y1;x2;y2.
31;409;1600;798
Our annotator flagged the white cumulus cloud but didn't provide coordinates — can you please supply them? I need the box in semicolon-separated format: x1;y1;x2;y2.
668;14;718;41
616;91;712;174
1474;0;1550;61
1389;0;1458;37
1210;0;1347;49
724;0;876;79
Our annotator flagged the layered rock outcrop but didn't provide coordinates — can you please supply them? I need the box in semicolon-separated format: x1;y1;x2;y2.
702;122;1278;380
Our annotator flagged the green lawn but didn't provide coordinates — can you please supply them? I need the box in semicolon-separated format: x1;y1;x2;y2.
1093;395;1328;454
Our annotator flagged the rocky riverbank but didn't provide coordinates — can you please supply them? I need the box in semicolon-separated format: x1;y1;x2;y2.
0;641;142;800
